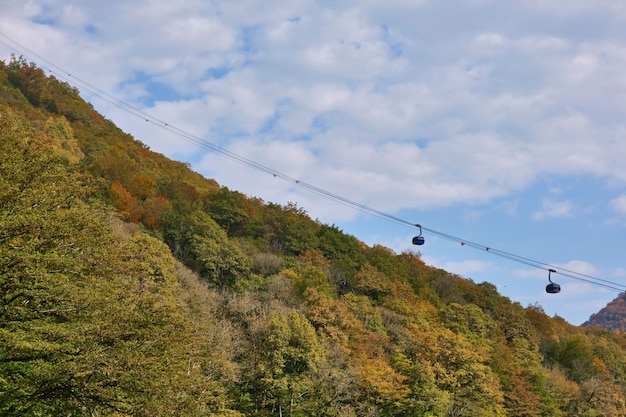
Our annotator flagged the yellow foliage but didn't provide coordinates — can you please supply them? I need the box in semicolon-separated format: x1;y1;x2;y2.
44;115;84;163
359;358;410;404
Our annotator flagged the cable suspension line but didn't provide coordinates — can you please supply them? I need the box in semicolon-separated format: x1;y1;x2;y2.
1;32;623;293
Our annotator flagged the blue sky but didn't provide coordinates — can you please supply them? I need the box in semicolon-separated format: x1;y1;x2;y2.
2;0;626;325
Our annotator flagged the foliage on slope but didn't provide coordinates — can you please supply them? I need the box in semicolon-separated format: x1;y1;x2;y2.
1;56;219;230
585;293;626;331
0;110;238;415
2;57;626;416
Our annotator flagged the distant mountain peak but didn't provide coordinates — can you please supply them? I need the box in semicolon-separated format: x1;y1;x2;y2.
583;292;626;330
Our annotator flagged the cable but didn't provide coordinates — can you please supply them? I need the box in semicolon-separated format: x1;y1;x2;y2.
1;31;624;293
420;227;626;292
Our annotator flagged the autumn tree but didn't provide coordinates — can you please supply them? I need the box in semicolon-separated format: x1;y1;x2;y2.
249;311;325;416
350;262;392;302
409;326;505;416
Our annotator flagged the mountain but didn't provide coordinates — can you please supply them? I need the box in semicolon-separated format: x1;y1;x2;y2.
2;56;626;416
584;293;626;330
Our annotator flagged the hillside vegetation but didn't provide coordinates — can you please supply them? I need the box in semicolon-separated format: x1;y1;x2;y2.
585;293;626;331
2;56;626;416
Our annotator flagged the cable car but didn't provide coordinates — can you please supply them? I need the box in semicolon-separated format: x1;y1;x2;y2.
412;224;425;245
546;282;561;294
546;269;560;294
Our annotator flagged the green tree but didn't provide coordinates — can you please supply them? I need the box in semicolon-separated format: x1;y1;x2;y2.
289;266;334;297
190;231;251;288
205;187;251;236
317;224;366;289
551;334;596;382
163;210;252;288
278;203;319;256
440;303;496;349
7;55;95;124
254;311;325;417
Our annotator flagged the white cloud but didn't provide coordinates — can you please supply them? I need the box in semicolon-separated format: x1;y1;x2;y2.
162;17;237;51
532;199;573;220
512;267;545;280
611;194;626;215
4;0;625;210
513;260;598;281
554;260;599;277
614;267;626;278
439;259;494;277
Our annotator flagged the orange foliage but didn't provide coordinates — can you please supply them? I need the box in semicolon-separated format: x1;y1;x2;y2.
110;181;142;223
129;173;155;200
141;195;172;230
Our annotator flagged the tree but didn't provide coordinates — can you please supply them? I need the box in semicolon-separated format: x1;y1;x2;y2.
141;194;172;230
254;311;325;417
290;266;334;298
541;367;579;416
163;210;252;288
303;288;361;346
205;187;251;236
553;334;596;382
110;180;142;222
279;203;319;256
570;376;626;416
440;303;496;349
350;263;392;302
411;327;505;416
317;224;366;289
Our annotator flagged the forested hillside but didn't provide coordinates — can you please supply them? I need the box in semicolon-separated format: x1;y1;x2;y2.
585;293;626;331
2;56;626;416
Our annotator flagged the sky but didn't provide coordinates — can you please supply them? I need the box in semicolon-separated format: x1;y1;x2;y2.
2;0;626;325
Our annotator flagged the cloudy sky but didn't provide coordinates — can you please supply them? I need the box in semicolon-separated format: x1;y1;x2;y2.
2;0;626;324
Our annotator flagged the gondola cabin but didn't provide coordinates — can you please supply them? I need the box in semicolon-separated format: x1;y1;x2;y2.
546;282;561;294
412;235;425;245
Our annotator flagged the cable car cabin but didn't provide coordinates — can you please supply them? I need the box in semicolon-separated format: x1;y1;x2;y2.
412;235;425;245
546;282;561;294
